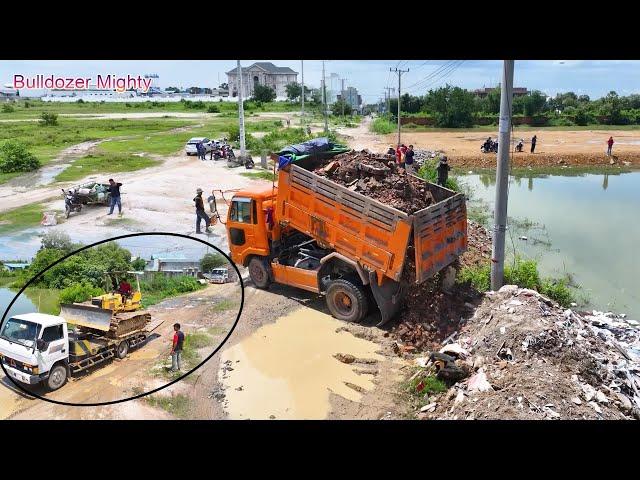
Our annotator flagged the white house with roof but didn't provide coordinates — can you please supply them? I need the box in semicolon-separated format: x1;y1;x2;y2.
226;62;298;99
144;254;201;277
1;262;31;272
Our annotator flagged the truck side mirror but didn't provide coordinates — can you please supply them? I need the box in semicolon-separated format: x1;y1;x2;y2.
36;339;48;352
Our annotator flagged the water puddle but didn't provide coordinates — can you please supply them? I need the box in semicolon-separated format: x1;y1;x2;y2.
219;308;384;420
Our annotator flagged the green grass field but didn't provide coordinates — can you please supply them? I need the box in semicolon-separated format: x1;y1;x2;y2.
54;152;161;182
0;201;56;235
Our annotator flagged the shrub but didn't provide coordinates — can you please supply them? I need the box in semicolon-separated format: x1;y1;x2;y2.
1;104;15;113
540;279;575;306
503;258;540;290
76;99;85;104
370;117;395;134
59;283;104;304
200;253;226;272
0;140;41;173
39;112;58;126
227;124;240;142
548;116;575;127
207;104;220;113
416;158;460;191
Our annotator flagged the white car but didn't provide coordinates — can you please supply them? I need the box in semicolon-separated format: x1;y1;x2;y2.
185;137;216;156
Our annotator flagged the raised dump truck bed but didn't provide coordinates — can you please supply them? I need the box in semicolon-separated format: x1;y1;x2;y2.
277;163;467;285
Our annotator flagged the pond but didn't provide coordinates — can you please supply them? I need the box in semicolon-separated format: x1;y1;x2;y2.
461;170;640;319
0;286;60;319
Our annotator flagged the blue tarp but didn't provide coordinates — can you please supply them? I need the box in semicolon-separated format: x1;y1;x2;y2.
278;137;333;156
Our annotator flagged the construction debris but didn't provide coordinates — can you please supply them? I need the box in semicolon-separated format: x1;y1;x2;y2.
406;284;640;420
313;150;435;214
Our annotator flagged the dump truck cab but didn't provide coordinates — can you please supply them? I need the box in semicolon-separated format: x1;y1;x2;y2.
226;185;278;267
0;313;69;389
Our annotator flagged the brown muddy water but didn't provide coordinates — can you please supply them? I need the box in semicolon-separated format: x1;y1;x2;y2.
219;308;385;420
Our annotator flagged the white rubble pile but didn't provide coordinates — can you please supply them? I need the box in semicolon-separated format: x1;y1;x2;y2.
410;285;640;420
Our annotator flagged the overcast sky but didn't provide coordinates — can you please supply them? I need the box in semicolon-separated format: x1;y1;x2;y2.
3;60;639;101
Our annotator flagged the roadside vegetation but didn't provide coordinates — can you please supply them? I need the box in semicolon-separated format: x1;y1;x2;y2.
145;393;192;419
370;117;395;134
416;156;461;191
456;257;576;307
0;201;54;235
139;275;205;308
384;86;640;128
404;370;447;410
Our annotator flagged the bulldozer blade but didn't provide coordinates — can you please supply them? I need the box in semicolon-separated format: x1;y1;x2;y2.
60;303;113;332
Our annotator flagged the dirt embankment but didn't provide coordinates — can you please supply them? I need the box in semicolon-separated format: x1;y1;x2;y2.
450;151;640;169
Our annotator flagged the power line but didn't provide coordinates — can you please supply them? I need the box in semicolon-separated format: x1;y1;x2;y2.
390;67;409;146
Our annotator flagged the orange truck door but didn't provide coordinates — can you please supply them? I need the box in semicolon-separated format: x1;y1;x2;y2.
228;197;257;259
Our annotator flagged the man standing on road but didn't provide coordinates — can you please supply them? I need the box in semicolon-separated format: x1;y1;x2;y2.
607;136;614;156
107;178;122;215
170;323;185;372
197;141;205;161
404;145;415;174
530;135;537;153
194;188;211;234
436;155;451;187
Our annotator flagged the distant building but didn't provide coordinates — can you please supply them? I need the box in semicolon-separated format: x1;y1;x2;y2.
474;86;529;98
338;86;361;109
0;88;19;101
145;254;200;276
2;262;31;271
327;73;340;104
227;62;298;99
44;85;137;100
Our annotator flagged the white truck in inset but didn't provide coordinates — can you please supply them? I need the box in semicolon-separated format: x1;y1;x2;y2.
0;308;154;391
207;267;230;284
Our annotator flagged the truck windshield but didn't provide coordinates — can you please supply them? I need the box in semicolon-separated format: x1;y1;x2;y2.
0;318;41;348
211;269;226;275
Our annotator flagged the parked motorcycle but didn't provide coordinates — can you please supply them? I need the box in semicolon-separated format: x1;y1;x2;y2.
62;188;82;218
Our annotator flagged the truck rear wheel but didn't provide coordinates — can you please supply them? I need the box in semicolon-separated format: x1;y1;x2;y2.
47;364;68;391
326;278;369;323
116;340;129;359
248;257;271;289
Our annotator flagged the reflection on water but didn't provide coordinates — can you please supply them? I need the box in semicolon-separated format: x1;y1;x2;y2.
1;287;60;318
462;170;640;318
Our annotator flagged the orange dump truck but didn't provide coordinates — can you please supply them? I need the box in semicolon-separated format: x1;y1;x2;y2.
225;160;467;325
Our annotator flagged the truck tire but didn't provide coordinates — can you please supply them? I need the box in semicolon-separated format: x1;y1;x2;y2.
326;278;369;323
47;364;68;391
248;257;271;289
116;340;129;359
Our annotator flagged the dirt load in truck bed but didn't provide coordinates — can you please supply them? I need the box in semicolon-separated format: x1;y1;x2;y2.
313;150;435;214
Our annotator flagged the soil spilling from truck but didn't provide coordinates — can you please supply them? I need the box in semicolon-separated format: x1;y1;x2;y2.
312;150;435;214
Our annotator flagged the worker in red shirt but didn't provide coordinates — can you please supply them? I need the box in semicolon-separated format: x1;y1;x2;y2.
607;136;614;156
170;323;185;372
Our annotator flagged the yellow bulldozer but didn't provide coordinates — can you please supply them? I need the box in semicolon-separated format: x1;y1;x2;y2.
61;271;151;337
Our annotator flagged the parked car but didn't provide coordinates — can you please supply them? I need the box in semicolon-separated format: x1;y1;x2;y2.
185;137;214;156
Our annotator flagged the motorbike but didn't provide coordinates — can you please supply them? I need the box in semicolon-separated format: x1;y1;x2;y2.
481;139;499;153
62;188;82;218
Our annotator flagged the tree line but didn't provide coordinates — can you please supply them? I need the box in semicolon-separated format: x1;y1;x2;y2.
386;85;640;127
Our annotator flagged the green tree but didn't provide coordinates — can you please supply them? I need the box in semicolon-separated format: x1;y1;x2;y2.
252;84;276;103
485;87;501;114
523;90;547;116
131;257;147;271
0;140;41;173
331;99;353;116
600;91;623;124
424;85;475;128
200;253;226;272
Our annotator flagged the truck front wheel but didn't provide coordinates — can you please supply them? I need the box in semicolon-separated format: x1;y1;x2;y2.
47;364;68;391
326;279;369;323
248;257;271;289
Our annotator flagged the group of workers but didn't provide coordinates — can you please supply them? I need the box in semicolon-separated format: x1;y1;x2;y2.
386;144;451;186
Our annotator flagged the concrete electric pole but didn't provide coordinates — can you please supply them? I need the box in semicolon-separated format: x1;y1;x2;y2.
490;60;515;291
237;60;246;158
390;67;409;147
301;60;304;126
384;87;394;116
341;78;345;117
322;60;328;133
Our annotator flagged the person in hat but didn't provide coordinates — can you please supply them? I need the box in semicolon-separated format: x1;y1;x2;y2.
387;145;396;156
436;155;451;187
194;188;211;234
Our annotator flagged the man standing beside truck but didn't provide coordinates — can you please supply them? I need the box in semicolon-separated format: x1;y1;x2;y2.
170;323;185;372
194;188;211;234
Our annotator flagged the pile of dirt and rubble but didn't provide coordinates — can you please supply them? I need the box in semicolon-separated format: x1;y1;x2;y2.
313;150;435;214
391;221;492;350
403;285;640;420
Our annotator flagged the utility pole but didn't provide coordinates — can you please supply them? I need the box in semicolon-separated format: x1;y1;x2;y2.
490;60;515;291
341;78;345;117
237;60;246;158
390;67;408;147
301;60;304;126
384;86;395;117
322;60;328;133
